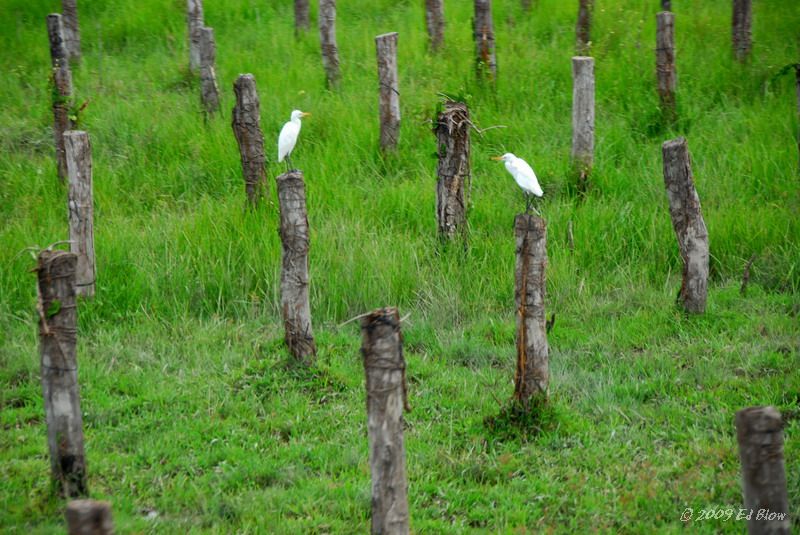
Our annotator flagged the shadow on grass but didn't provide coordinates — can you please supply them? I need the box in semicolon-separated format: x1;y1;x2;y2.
483;395;562;443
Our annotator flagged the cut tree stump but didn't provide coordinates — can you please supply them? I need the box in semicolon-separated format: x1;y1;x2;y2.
64;131;95;298
376;32;400;152
434;101;470;239
474;0;496;81
232;74;267;206
48;14;74;182
66;500;114;535
319;0;341;88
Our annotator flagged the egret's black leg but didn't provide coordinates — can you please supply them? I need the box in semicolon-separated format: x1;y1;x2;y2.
285;155;293;173
525;194;532;214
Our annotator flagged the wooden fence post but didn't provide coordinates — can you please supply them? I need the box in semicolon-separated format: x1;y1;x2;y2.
61;0;81;61
732;0;752;63
656;11;677;122
48;14;74;182
575;0;592;55
232;74;267;206
434;101;470;238
660;0;671;10
319;0;341;88
187;0;204;72
376;33;400;152
199;27;220;114
64;131;95;298
514;215;549;406
735;407;791;535
796;65;799;172
276;171;316;364
474;0;496;81
36;250;87;498
425;0;444;52
361;307;410;535
295;0;310;34
662;137;708;314
66;500;114;535
571;56;594;192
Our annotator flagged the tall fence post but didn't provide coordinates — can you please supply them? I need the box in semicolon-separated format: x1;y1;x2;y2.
199;27;220;115
295;0;310;34
661;0;671;11
66;500;114;535
425;0;444;52
319;0;341;88
474;0;496;81
571;56;594;192
64;131;95;298
61;0;81;61
732;0;752;63
187;0;204;72
361;307;410;535
36;250;87;498
513;215;549;407
575;0;592;55
735;407;791;535
662;137;708;314
232;74;267;206
434;101;470;238
48;14;74;182
276;171;316;364
376;32;400;152
656;11;677;122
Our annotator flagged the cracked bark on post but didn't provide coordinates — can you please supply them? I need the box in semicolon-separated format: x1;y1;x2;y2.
61;0;81;61
199;27;220;114
575;0;592;55
64;131;95;298
361;308;409;535
277;171;316;364
473;0;496;81
434;101;470;239
662;137;708;314
376;32;400;152
514;215;549;406
295;0;310;34
66;500;114;535
656;12;676;122
232;74;267;206
48;14;74;182
425;0;444;51
732;0;752;63
571;56;594;192
735;407;791;535
36;250;87;498
187;0;204;72
319;0;340;88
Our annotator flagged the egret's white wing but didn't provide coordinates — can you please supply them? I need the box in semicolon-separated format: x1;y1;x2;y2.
278;121;301;162
511;158;543;197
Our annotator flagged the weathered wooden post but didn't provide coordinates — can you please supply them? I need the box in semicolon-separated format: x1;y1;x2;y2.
48;14;74;182
64;131;95;298
732;0;752;63
571;56;594;192
276;171;316;364
319;0;341;88
232;74;267;206
735;407;791;535
513;215;549;407
662;137;708;314
425;0;444;51
473;0;496;81
575;0;592;55
61;0;81;61
796;65;800;171
187;0;204;72
656;11;677;122
66;500;114;535
295;0;310;34
36;250;87;498
361;307;410;535
660;0;671;10
199;27;220;115
376;33;400;152
434;101;470;238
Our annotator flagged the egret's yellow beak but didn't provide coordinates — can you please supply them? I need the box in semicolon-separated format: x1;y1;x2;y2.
301;112;312;118
491;156;503;161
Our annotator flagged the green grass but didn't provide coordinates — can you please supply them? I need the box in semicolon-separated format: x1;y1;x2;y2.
1;0;799;532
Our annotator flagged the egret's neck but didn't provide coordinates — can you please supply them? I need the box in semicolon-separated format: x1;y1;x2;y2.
292;117;302;126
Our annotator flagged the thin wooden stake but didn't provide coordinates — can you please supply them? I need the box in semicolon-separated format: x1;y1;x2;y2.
571;56;595;192
425;0;444;51
732;0;752;63
36;250;87;498
656;11;677;122
319;0;341;88
434;101;470;238
187;0;204;72
199;26;220;114
276;171;316;364
376;32;400;152
662;137;708;314
361;307;410;535
66;500;114;535
64;131;95;298
48;14;74;182
514;215;549;406
295;0;310;34
735;406;791;535
61;0;81;61
575;0;593;55
232;74;267;206
474;0;496;81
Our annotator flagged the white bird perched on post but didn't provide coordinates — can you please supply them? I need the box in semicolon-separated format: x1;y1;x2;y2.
492;153;543;214
278;109;311;171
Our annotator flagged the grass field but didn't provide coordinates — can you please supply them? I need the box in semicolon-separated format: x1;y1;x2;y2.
1;0;799;532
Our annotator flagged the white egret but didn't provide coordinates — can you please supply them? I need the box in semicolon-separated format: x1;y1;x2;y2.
492;153;543;214
278;110;311;171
